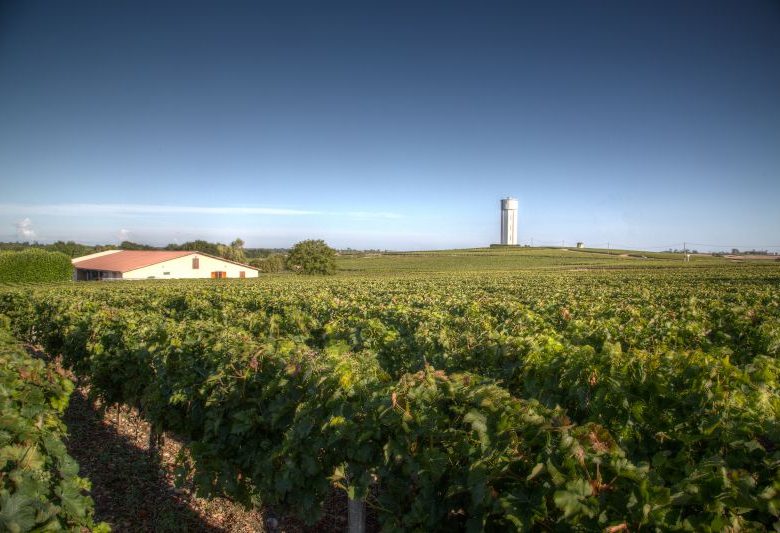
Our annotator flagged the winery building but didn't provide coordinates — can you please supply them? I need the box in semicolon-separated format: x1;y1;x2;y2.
72;250;260;281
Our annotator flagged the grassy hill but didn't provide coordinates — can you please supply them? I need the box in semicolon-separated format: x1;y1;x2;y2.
335;246;735;273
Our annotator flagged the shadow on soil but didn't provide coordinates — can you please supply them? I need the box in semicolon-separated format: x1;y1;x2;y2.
62;388;369;532
63;390;237;532
25;335;374;532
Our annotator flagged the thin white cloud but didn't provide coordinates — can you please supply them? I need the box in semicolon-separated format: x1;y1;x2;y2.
14;217;36;239
0;203;402;219
1;203;316;216
340;211;403;219
118;228;131;241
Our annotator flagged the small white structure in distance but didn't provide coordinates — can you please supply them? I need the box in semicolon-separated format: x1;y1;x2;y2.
72;250;260;281
576;242;584;249
500;197;519;245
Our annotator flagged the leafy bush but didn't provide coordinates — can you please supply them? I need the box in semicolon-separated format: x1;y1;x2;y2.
373;369;650;531
286;240;336;275
0;318;107;532
0;249;73;283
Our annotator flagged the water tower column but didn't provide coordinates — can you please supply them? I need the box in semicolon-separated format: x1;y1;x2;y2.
500;198;518;245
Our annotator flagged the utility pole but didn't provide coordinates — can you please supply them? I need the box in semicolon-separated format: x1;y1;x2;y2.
607;242;610;255
531;237;534;247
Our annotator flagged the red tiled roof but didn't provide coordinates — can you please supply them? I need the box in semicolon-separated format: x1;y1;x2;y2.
73;250;195;272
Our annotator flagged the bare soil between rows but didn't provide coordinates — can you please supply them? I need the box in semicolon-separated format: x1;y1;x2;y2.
61;384;375;532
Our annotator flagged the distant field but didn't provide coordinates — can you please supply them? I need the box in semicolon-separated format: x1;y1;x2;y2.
335;246;741;273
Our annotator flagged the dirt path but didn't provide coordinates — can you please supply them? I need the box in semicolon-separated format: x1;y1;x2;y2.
62;386;359;532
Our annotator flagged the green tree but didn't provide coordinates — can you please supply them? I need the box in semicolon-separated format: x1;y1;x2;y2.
119;241;155;251
286;240;337;275
250;254;286;273
173;240;221;256
216;244;229;260
47;240;100;257
229;238;247;263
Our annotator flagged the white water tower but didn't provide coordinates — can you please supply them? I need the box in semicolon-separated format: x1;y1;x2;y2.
500;197;518;245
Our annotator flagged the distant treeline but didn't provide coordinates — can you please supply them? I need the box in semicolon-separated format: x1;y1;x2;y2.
0;239;282;260
0;240;104;258
0;240;388;258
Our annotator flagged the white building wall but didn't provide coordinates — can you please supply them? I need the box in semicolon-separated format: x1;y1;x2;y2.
123;253;259;279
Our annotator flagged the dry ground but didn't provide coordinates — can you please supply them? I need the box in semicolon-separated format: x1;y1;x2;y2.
62;385;374;532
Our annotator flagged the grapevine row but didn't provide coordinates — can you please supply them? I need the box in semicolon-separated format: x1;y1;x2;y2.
1;266;778;529
0;317;106;532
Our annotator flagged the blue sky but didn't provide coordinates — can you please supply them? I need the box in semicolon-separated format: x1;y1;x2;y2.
1;1;779;251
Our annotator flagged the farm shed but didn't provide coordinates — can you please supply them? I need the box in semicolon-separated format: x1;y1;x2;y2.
72;250;259;280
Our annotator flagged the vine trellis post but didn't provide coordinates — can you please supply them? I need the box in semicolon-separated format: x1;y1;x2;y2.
348;497;366;533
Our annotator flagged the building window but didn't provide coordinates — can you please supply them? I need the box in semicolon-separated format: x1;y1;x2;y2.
192;257;199;269
163;272;170;275
211;271;226;279
239;271;245;278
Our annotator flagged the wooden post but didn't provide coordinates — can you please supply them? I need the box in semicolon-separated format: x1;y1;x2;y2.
348;497;366;533
148;427;157;457
148;426;163;459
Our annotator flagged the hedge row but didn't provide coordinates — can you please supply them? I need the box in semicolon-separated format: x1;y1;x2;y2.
0;249;73;283
0;317;106;532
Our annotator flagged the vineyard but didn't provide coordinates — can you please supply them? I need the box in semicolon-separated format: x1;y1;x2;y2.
1;261;780;530
0;318;106;531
